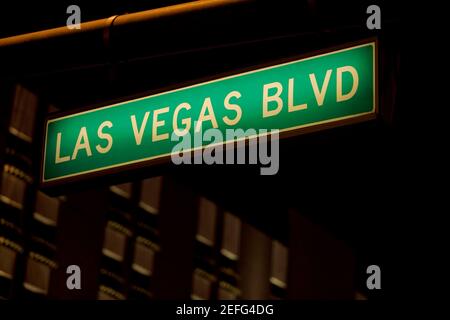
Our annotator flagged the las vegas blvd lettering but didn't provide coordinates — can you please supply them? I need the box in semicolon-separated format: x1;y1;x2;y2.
42;41;376;183
57;65;356;164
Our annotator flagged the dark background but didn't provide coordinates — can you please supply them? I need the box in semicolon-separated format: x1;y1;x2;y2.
0;0;416;301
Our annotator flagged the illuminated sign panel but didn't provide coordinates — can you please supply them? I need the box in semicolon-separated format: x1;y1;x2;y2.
41;40;377;185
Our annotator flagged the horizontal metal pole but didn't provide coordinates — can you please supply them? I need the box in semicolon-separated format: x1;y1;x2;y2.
0;0;247;47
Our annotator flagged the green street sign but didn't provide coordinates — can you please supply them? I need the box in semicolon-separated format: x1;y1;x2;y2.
41;40;377;185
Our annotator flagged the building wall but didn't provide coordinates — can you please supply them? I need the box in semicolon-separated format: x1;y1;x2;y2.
0;87;296;299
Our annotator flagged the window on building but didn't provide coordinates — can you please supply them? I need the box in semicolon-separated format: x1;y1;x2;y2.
97;285;125;300
132;237;156;277
34;191;59;226
139;176;162;214
191;268;214;300
23;254;52;295
220;212;241;261
0;239;22;298
196;197;217;247
0;245;16;280
270;240;288;298
102;222;129;262
217;281;240;300
9;85;38;142
0;172;27;210
128;285;153;300
110;183;132;199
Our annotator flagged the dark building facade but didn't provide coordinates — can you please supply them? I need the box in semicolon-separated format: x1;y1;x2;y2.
0;0;402;300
